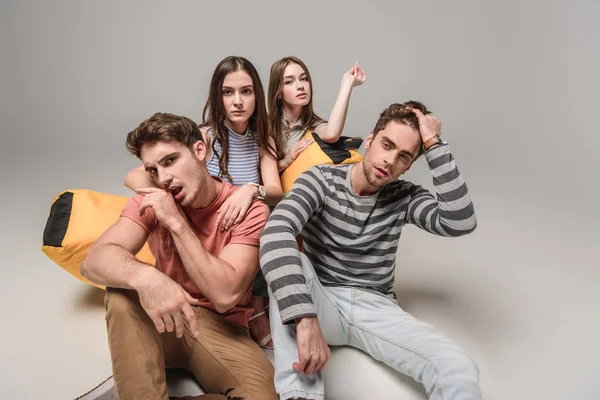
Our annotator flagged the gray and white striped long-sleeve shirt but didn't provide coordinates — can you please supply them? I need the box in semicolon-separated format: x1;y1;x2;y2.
259;144;477;324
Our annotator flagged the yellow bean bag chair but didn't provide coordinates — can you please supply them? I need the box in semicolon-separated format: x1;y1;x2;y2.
41;190;155;289
280;132;363;194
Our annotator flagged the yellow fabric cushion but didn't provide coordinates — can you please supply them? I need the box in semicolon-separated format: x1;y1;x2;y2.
41;189;155;289
280;132;363;194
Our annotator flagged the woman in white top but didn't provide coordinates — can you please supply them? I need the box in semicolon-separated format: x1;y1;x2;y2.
268;57;366;172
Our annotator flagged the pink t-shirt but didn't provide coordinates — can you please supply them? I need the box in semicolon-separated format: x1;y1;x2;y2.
120;178;269;328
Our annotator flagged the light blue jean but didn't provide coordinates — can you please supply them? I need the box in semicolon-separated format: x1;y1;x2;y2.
269;254;482;400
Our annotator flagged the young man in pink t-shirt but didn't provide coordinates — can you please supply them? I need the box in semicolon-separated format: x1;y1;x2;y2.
81;112;277;400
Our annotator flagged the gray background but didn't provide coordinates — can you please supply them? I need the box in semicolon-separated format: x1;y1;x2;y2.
1;0;598;399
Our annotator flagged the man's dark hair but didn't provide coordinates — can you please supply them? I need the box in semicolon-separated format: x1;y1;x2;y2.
126;113;203;158
372;101;431;158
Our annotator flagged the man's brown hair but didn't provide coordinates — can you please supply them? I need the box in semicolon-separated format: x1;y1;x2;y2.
126;112;203;158
372;101;431;158
200;56;275;182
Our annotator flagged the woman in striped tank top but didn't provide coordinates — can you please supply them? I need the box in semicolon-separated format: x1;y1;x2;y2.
124;56;282;222
124;56;282;349
198;56;282;228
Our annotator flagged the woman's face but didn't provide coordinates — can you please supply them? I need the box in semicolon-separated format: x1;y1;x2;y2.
280;62;311;108
221;69;256;128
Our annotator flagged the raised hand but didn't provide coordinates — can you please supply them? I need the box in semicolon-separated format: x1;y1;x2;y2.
342;61;367;88
406;107;442;143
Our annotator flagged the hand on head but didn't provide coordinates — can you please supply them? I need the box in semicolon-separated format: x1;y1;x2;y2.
406;106;441;143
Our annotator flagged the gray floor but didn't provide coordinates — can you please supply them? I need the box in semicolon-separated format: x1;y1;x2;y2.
5;195;600;399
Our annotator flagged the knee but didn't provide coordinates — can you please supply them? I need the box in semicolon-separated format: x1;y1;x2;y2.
426;351;481;399
437;351;480;383
241;361;277;400
243;388;278;400
226;375;278;400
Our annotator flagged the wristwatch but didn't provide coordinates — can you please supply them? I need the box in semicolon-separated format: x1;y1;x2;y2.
422;134;446;151
248;183;266;201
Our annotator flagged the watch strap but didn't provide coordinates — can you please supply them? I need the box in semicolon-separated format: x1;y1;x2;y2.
248;183;266;200
423;135;442;151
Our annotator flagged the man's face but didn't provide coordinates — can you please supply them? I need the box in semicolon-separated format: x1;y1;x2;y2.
362;120;422;188
140;140;207;207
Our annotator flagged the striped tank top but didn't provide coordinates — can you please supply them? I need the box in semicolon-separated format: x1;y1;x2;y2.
206;124;261;186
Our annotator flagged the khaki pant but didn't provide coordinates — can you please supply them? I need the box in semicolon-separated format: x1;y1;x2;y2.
105;288;277;400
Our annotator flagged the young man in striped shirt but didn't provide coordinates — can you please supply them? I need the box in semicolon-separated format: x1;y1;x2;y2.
260;101;481;400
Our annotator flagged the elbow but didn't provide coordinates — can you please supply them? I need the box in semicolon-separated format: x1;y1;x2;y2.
123;172;134;190
80;253;93;279
321;132;340;143
316;128;340;143
213;303;232;314
465;211;478;234
453;216;478;237
212;279;252;313
469;216;478;233
212;293;241;314
80;244;104;282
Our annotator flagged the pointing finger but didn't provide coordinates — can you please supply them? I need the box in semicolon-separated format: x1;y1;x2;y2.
182;303;199;337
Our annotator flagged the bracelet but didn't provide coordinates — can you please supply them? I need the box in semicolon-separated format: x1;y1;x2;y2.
422;135;446;151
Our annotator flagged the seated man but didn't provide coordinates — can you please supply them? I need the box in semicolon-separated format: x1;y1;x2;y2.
82;112;278;400
260;101;481;400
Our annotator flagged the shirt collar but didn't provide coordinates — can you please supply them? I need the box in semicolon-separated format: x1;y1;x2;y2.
282;109;303;131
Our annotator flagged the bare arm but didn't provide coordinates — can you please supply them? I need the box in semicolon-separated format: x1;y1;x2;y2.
314;62;366;143
136;187;262;313
259;135;284;205
82;214;201;338
124;165;157;192
81;217;152;289
170;220;260;312
216;136;283;230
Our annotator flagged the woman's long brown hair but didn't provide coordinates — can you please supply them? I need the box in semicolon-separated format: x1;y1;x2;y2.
268;56;325;160
201;56;275;182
